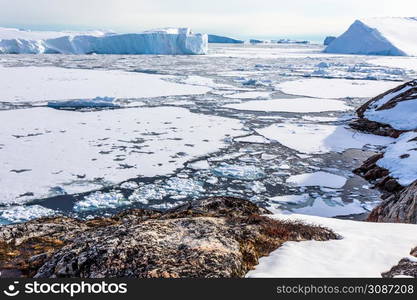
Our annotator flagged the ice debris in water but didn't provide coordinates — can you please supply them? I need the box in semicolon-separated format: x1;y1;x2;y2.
74;191;126;212
129;178;205;203
0;205;55;225
212;163;266;180
48;97;119;109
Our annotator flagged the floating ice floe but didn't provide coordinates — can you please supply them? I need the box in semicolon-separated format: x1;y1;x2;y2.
376;132;417;186
0;66;211;103
277;78;401;99
212;163;265;180
0;205;55;225
268;195;366;218
247;214;417;277
224;97;350;113
324;17;417;56
0;27;208;55
257;123;394;154
286;172;347;189
0;106;244;204
234;135;271;144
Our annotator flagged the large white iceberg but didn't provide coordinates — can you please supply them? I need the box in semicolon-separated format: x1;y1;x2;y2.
0;27;208;55
325;17;417;56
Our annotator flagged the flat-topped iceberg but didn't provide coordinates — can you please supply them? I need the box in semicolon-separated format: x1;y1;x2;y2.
0;27;208;55
325;17;417;56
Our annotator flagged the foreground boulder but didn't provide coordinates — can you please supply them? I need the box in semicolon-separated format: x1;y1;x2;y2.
383;247;417;278
0;197;337;278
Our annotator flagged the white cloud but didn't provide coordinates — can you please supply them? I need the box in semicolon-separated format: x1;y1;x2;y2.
0;0;416;37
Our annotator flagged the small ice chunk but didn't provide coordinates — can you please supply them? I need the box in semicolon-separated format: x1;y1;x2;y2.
287;172;347;189
187;160;210;170
212;163;265;180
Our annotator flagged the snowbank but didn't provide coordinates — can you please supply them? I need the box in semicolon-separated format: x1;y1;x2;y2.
377;132;417;186
325;17;417;56
0;27;208;55
247;214;417;277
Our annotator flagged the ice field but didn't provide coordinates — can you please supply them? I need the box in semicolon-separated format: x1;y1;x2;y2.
0;43;416;224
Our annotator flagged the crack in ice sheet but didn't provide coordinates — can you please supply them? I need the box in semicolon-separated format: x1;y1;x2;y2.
0;106;245;204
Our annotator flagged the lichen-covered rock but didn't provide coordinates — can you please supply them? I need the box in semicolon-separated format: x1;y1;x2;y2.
382;247;417;278
0;197;337;278
368;181;417;223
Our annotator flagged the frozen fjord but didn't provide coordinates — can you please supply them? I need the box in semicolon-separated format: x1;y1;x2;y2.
1;43;417;224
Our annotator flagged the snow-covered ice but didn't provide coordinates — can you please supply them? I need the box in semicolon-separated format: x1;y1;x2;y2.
257;123;394;154
0;27;208;55
0;66;210;103
224;91;271;99
0;106;244;204
277;78;401;99
247;214;417;277
325;17;417;56
74;191;127;212
224;97;350;113
286;171;347;188
234;135;271;144
377;132;417;186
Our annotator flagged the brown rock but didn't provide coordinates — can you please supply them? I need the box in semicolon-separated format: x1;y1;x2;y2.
0;197;338;278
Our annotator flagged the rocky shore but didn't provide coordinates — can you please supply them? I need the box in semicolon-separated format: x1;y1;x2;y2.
350;79;417;224
0;197;337;278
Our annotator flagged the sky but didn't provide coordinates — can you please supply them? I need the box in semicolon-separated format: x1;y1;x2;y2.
1;0;416;41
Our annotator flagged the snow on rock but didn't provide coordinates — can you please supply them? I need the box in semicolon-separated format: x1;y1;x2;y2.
0;66;210;103
286;171;347;188
224;97;350;113
247;214;417;277
360;80;417;131
277;78;401;99
377;132;417;186
325;17;417;56
256;123;394;154
0;27;208;55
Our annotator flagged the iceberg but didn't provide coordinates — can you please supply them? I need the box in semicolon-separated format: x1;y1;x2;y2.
325;17;417;56
208;34;243;44
323;36;336;46
0;27;208;55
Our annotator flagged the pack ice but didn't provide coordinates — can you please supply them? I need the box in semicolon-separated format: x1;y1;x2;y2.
0;27;208;55
325;17;417;56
